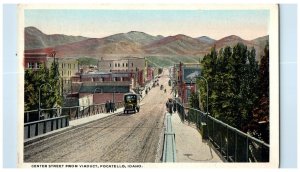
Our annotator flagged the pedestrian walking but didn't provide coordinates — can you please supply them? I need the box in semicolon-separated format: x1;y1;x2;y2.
105;100;109;113
109;100;113;113
166;98;173;114
112;102;115;113
173;99;176;112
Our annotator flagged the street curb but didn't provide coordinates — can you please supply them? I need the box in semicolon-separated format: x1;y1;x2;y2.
24;111;122;146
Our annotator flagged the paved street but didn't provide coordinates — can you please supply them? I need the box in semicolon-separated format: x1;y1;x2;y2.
24;70;171;163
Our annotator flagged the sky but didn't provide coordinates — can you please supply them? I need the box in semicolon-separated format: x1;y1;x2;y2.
25;9;270;40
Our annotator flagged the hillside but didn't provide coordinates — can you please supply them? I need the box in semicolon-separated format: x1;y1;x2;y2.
143;34;211;56
25;26;269;66
103;31;163;45
25;26;88;50
196;36;216;45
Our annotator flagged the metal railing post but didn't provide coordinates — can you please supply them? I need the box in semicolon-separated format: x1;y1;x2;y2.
26;112;29;123
246;137;249;162
220;125;223;155
43;121;46;134
226;125;229;161
235;132;237;162
212;120;215;142
27;125;30;138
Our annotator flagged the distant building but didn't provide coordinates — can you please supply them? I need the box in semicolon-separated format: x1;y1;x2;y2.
24;49;79;95
98;56;147;87
70;72;133;105
98;56;145;72
146;67;154;82
46;58;79;95
79;84;130;104
24;48;56;70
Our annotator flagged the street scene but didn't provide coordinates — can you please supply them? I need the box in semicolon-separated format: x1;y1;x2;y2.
22;6;275;165
25;70;171;162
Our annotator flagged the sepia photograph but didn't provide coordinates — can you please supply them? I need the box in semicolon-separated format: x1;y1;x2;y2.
17;3;279;168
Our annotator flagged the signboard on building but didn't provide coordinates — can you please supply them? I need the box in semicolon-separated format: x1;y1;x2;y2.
183;68;201;83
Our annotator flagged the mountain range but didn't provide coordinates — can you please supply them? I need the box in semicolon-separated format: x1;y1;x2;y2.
25;26;268;62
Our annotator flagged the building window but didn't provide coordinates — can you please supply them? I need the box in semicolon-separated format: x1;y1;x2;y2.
36;62;41;69
62;71;64;76
110;63;112;67
62;63;64;69
131;63;133;67
28;62;34;69
115;63;117;67
126;63;128;67
118;63;120;67
122;63;124;67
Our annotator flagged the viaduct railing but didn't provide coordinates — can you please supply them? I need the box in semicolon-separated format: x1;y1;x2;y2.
24;102;123;123
162;112;176;162
24;102;123;139
24;115;69;139
175;101;269;162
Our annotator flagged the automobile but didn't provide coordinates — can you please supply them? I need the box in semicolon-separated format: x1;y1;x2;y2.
123;93;140;114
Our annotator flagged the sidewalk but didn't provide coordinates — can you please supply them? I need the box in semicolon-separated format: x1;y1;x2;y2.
69;108;123;126
171;112;224;162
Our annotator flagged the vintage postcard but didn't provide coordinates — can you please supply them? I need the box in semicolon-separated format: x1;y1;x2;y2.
18;4;279;168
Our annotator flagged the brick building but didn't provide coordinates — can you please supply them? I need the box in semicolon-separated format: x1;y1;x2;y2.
24;48;56;70
175;62;201;105
70;72;132;105
25;48;81;101
79;84;130;104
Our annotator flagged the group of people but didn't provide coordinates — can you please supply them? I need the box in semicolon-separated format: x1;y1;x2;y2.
105;101;116;113
166;98;176;114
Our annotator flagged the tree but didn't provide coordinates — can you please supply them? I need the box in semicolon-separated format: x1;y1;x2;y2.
24;61;62;114
189;92;199;109
247;41;269;143
199;43;260;130
199;46;218;114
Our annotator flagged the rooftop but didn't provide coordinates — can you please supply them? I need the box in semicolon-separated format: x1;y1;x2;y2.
79;85;130;93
